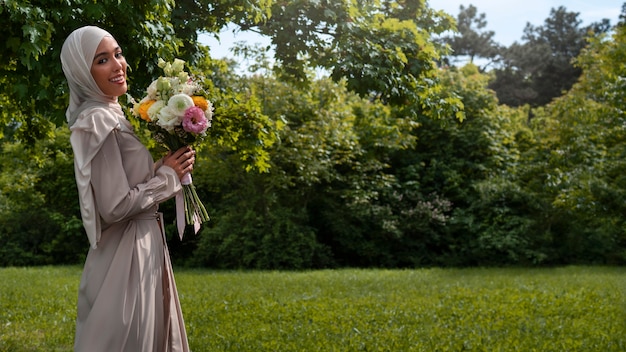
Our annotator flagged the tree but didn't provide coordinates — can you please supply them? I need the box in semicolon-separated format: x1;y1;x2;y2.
170;0;272;64
532;20;626;263
620;2;626;26
190;75;414;269
0;126;87;265
386;64;537;266
442;4;500;70
237;0;463;120
489;6;610;107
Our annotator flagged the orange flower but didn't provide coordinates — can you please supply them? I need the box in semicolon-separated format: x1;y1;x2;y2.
192;96;209;111
138;100;156;121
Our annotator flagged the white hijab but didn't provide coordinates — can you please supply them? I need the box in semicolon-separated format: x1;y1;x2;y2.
61;26;124;248
61;26;116;126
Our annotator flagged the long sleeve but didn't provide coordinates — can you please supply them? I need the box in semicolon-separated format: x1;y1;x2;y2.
91;130;181;225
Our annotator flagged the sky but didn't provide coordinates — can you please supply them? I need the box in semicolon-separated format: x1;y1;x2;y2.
200;1;622;63
432;0;622;46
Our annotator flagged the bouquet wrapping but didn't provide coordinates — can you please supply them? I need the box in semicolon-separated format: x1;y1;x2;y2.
132;58;211;237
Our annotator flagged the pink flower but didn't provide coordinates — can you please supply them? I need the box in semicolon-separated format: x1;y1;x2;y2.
182;106;209;134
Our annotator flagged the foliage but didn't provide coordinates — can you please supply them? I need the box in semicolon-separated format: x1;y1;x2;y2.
170;0;272;61
442;4;500;69
381;64;528;266
2;0;626;268
517;22;626;264
1;266;624;351
488;6;610;107
250;0;464;121
189;75;412;269
0;127;86;266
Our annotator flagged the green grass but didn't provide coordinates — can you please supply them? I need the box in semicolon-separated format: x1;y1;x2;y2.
0;266;624;351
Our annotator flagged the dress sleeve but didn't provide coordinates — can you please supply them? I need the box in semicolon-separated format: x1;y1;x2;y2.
91;130;181;224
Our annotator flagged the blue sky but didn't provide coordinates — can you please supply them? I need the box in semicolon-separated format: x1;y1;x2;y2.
201;1;622;61
433;0;622;46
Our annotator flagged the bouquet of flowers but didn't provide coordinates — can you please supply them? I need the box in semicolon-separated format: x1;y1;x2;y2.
132;58;211;233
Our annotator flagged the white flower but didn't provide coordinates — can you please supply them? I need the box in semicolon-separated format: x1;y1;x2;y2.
181;82;199;95
205;100;214;122
157;106;181;132
205;110;213;128
168;93;195;116
178;71;190;82
147;100;166;121
170;79;184;94
132;96;150;117
162;62;173;76
172;59;185;73
146;80;158;100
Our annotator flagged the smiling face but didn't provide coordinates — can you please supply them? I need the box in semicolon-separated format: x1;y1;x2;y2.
90;36;127;98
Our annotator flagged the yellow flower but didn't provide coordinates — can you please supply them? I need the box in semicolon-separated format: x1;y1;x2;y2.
138;100;156;122
192;96;209;111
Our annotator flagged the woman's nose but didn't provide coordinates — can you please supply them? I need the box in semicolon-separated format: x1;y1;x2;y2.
113;57;125;71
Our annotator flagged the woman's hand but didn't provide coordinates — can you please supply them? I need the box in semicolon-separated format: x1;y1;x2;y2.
162;146;196;180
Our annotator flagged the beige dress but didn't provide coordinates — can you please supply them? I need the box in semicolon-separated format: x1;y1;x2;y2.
71;102;189;352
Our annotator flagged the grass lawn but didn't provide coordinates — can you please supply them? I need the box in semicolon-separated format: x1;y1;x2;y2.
0;266;624;351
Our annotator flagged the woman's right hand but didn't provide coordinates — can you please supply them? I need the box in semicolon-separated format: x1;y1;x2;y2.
162;146;196;181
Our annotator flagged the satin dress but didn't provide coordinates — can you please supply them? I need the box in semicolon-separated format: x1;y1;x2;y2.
70;103;189;352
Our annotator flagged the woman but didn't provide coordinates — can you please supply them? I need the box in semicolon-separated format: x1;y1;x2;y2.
61;26;192;351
